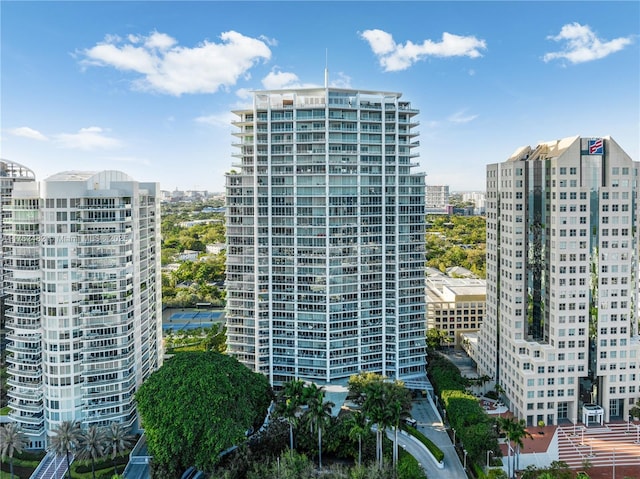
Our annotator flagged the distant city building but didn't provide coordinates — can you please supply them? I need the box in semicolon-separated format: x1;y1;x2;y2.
205;243;227;254
461;191;486;215
473;135;640;426
4;168;162;447
177;250;200;262
425;268;486;347
160;189;220;203
225;87;427;387
178;218;222;228
425;185;449;214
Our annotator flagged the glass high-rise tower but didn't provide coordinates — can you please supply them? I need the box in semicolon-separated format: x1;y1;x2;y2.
225;87;427;386
474;136;639;426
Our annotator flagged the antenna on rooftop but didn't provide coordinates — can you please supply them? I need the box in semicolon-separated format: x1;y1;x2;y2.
324;49;328;88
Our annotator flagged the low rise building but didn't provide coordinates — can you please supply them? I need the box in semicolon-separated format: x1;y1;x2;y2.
426;268;486;348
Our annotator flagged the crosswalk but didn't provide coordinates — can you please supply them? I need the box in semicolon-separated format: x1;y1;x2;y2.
557;423;640;469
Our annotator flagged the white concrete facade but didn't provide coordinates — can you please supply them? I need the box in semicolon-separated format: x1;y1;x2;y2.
474;136;640;426
4;169;162;447
426;185;450;209
225;87;427;386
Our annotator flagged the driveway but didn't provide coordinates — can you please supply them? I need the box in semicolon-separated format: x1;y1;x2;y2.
411;397;468;479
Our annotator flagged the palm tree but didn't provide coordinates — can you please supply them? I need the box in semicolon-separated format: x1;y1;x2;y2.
103;422;134;476
279;379;306;451
77;425;106;479
49;421;81;479
346;411;368;466
496;417;514;478
301;383;334;469
497;416;531;478
509;419;532;472
361;379;387;468
387;381;412;468
0;422;29;479
361;379;411;469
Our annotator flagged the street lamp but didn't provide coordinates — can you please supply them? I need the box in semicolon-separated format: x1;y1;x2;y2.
452;428;456;445
628;415;631;433
486;450;494;469
612;448;616;479
635;424;640;444
463;449;468;470
581;426;585;446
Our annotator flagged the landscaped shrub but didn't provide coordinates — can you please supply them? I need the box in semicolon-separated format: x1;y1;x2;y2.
404;425;445;463
427;352;499;467
398;449;427;479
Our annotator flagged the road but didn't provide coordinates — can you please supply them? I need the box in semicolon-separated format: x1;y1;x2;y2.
410;397;468;479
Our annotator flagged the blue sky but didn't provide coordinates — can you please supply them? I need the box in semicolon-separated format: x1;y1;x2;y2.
2;1;638;193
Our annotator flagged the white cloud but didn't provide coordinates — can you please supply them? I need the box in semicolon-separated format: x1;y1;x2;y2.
543;23;634;64
235;88;254;100
448;110;479;124
361;29;487;72
195;112;236;128
262;70;301;90
9;127;48;141
329;72;352;89
54;127;122;150
80;30;272;96
261;69;321;90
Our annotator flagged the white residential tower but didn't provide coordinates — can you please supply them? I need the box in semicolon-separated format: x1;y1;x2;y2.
225;87;427;387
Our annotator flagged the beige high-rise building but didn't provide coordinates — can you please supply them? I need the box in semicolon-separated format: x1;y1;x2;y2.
474;136;639;426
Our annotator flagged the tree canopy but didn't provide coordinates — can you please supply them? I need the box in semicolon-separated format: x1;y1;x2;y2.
135;352;273;475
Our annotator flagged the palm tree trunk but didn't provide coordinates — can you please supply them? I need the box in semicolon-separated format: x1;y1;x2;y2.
289;422;294;450
393;426;398;466
318;426;322;468
10;459;15;479
66;450;72;479
358;435;362;466
91;458;96;479
379;428;384;468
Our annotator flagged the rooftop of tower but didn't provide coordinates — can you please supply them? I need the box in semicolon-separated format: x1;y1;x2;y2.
44;170;135;182
250;86;403;97
0;159;36;179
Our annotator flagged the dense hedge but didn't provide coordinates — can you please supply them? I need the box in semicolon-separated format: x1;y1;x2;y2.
404;425;445;463
427;353;499;466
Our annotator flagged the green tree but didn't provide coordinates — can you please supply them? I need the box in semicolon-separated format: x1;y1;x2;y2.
346;411;368;466
511;418;532;472
301;383;335;469
426;328;452;350
630;399;640;420
135;352;273;475
203;323;227;352
0;422;28;479
497;417;531;477
347;372;384;402
103;422;134;477
277;379;306;451
358;376;410;469
49;421;82;479
77;425;106;479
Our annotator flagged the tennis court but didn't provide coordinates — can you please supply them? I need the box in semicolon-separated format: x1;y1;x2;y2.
168;311;224;321
163;310;225;332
